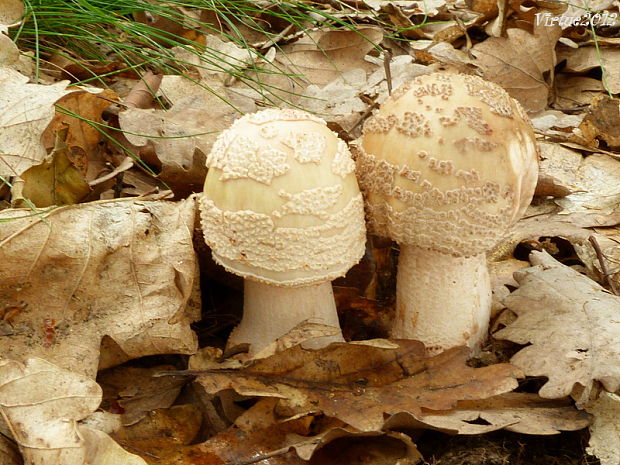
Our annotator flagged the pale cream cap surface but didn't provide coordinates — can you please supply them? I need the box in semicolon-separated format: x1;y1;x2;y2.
356;73;539;257
201;109;366;287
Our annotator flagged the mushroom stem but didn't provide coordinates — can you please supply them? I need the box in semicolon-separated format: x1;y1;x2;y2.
392;245;492;354
228;280;345;354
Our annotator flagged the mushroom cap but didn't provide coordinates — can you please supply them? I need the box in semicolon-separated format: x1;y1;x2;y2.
355;73;539;257
200;109;366;287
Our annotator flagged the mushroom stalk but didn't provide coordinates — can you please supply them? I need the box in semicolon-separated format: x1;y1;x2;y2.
392;245;492;353
228;280;344;354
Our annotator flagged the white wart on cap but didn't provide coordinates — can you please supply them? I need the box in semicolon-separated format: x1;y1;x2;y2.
201;109;366;355
355;73;538;354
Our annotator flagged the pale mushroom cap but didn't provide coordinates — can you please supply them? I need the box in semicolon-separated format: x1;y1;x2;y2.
356;73;539;257
201;109;366;287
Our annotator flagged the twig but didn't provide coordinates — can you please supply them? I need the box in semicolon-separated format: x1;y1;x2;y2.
589;235;620;296
224;446;293;465
383;48;393;95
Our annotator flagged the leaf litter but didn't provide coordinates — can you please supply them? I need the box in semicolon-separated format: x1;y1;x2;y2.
1;0;620;462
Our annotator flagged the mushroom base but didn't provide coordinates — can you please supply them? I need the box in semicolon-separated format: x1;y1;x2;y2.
392;246;491;354
227;280;344;356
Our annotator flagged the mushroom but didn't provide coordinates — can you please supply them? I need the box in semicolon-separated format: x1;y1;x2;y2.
200;109;366;356
354;73;538;354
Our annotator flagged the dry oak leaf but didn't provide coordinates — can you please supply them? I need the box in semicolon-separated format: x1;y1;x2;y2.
0;67;72;177
470;24;561;113
276;27;383;87
494;251;620;404
119;75;253;197
394;392;590;435
557;45;620;94
18;125;91;207
195;341;522;431
0;197;199;378
98;365;187;426
585;391;620;465
0;434;21;465
0;0;24;27
0;357;146;465
42;86;118;173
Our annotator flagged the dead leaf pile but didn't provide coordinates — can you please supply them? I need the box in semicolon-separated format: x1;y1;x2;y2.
2;0;620;462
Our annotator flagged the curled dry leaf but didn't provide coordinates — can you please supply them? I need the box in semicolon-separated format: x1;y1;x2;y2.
0;68;72;177
0;358;101;464
470;25;561;112
585;391;620;465
0;434;21;465
534;141;583;197
276;27;383;88
98;366;187;426
79;426;147;465
389;392;590;435
0;0;24;27
495;251;620;404
195;341;522;431
557;45;620;94
0;198;199;378
17;126;91;207
119;75;253;197
571;96;620;150
554;153;620;216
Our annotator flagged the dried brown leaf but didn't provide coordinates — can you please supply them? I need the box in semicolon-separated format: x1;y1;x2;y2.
0;68;72;177
18;126;91;207
0;198;199;377
0;358;146;465
277;28;383;87
471;25;561;112
585;391;620;465
119;75;253;197
98;366;187;426
495;251;620;403
396;392;590;435
557;45;620;94
195;341;522;431
0;0;24;26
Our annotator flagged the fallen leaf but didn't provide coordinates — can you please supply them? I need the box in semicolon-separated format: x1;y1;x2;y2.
0;358;101;464
18;125;91;207
0;434;21;465
119;75;253;197
571;96;620;149
557;45;620;94
393;392;590;435
98;366;187;426
471;24;561;112
0;0;24;26
554;153;620;215
585;391;620;465
0;197;199;378
79;426;147;465
495;251;620;404
195;341;522;431
555;75;605;108
111;404;202;446
0;68;72;177
534;141;583;197
276;27;383;87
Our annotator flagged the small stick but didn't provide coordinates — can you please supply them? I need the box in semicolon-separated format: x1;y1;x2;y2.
383;48;393;95
224;446;293;465
589;235;620;296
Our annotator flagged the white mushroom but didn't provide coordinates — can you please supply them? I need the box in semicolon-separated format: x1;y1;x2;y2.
354;73;538;354
201;109;366;356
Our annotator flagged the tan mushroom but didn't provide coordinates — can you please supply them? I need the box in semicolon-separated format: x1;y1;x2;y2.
201;109;366;356
354;73;538;354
